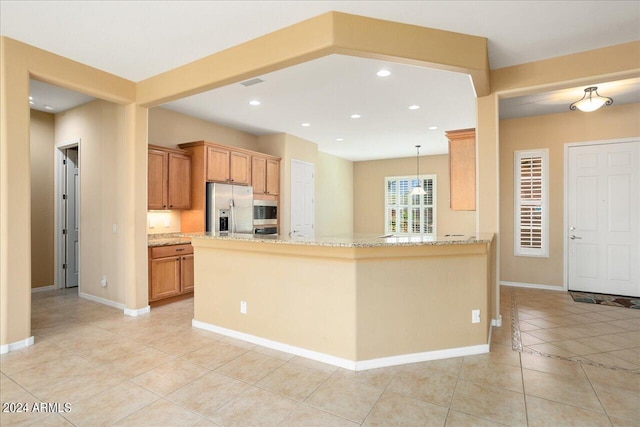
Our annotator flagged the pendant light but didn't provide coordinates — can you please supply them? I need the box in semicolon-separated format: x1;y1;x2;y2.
569;86;613;112
410;145;426;196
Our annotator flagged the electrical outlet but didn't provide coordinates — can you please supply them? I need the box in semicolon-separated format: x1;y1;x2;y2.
149;218;155;228
472;309;480;324
240;300;247;314
164;217;170;228
100;275;108;287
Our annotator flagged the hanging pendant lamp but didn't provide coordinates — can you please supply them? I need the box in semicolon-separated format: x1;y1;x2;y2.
569;86;613;112
410;145;426;196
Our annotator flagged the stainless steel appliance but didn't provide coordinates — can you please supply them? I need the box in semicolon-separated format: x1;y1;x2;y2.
206;183;253;234
253;200;278;235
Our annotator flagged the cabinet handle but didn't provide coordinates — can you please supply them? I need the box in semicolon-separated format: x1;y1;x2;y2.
175;248;185;252
169;205;173;208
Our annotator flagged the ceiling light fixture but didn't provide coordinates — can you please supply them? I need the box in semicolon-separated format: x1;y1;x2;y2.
408;105;420;110
428;126;438;130
350;114;361;119
376;69;391;77
44;105;54;111
569;86;613;112
301;122;310;127
336;138;344;142
249;100;261;106
410;145;426;196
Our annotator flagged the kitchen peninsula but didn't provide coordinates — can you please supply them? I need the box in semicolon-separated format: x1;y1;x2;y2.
191;233;493;371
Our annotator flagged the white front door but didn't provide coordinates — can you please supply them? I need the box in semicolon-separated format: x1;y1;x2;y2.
567;141;639;296
290;159;314;238
65;148;79;288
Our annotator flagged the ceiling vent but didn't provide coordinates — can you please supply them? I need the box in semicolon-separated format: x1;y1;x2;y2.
240;78;264;87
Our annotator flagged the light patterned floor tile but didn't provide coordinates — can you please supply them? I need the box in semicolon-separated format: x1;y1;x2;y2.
279;404;359;427
522;368;604;412
450;379;527;426
362;390;448;426
113;398;204;426
257;361;331;401
209;387;298;426
306;376;383;424
525;395;611;427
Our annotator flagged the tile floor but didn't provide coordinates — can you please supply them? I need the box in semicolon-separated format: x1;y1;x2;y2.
0;286;638;426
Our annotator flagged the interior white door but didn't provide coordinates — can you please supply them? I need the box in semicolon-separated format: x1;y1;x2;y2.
65;148;79;288
568;141;639;296
290;159;314;238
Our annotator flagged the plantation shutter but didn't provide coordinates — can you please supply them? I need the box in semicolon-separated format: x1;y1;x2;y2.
514;150;548;257
385;175;436;236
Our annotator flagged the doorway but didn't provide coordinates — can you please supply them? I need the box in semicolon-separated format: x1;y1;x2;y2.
290;159;315;238
55;142;80;289
566;140;639;297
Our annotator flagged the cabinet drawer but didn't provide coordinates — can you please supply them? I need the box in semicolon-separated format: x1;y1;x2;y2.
150;244;193;259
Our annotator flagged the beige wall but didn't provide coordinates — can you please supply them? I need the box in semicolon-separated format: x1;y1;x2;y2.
148;107;259;151
500;103;640;287
55;99;128;304
316;151;354;237
353;154;476;236
30;110;55;289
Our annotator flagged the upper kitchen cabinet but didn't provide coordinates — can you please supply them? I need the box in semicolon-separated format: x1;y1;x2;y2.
205;144;250;185
251;156;280;197
148;145;191;210
178;140;281;232
446;128;476;211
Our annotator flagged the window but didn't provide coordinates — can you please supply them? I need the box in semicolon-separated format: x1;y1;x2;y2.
385;175;436;236
514;149;548;257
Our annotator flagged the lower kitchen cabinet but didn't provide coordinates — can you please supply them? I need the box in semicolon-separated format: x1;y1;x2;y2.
148;243;194;303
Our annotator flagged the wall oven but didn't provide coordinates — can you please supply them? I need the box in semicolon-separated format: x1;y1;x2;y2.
253;200;278;235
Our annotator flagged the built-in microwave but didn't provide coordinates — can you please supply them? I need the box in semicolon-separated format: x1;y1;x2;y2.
253;200;277;226
253;200;277;235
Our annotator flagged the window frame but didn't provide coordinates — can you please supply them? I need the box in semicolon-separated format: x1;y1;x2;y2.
514;149;549;257
384;174;437;237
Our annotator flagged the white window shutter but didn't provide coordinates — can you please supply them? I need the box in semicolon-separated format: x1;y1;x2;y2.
384;175;437;237
514;150;549;257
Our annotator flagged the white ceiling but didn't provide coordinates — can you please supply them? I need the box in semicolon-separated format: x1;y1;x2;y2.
3;1;639;160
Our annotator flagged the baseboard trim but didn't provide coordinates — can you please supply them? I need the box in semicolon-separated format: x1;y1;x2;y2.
500;281;565;292
124;306;150;317
0;336;34;354
79;292;125;310
492;314;503;327
31;285;54;293
192;319;489;371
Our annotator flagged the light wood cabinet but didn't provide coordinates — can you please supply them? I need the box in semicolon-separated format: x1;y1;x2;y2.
205;145;250;185
148;145;191;210
252;156;280;196
446;128;476;211
148;244;194;303
178;141;281;232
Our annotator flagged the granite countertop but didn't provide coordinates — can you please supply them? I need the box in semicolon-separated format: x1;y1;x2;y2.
189;232;493;248
147;233;192;247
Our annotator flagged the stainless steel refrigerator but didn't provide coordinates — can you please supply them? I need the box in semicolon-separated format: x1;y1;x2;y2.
206;183;253;234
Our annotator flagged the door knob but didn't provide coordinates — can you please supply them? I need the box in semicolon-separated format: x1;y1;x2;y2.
570;235;582;240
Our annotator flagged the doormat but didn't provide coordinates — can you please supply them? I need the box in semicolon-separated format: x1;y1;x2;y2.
569;291;640;309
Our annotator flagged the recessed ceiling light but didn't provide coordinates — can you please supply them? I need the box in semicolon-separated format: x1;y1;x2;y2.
44;105;54;111
350;114;361;119
301;122;311;127
408;105;420;110
428;126;438;130
249;100;261;106
29;100;34;105
29;96;33;101
336;138;344;142
376;69;391;77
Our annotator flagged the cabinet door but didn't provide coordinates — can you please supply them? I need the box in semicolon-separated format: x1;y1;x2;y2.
168;152;191;209
181;254;194;293
229;151;250;185
251;156;267;194
148;149;168;209
206;146;230;182
149;256;181;301
266;159;280;195
449;137;476;211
